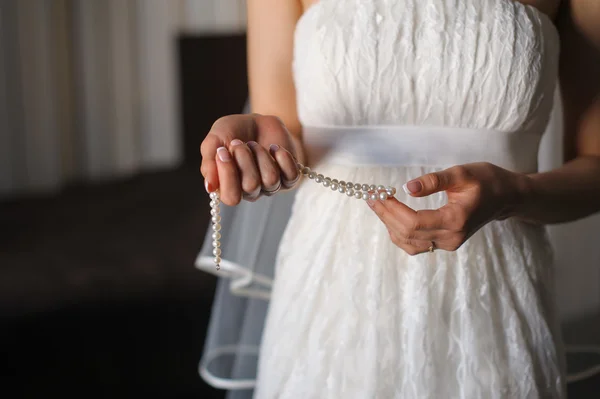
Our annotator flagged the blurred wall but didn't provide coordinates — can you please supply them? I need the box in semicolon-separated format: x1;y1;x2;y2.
539;90;600;344
0;0;246;199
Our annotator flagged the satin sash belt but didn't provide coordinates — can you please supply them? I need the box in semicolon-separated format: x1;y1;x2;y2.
303;125;542;173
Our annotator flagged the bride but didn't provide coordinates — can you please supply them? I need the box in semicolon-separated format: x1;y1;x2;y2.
198;0;600;397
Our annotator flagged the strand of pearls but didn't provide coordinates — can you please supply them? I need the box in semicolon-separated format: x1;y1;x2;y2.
209;163;397;271
297;162;397;201
209;192;222;270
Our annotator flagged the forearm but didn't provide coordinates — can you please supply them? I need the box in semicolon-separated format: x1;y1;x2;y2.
515;155;600;224
515;1;600;225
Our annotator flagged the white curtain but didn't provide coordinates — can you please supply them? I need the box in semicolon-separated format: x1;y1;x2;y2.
0;0;246;198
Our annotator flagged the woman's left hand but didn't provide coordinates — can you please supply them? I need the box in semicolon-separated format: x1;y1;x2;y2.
367;162;531;255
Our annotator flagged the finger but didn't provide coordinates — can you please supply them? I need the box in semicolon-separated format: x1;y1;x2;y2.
403;239;437;254
374;202;468;253
427;237;460;252
229;139;262;200
216;146;242;206
247;141;281;192
390;234;436;256
368;196;415;221
413;209;447;231
367;197;416;238
369;197;453;242
406;244;436;256
381;200;469;238
404;227;454;243
200;134;226;192
269;144;299;188
201;115;260;189
402;165;468;197
370;196;443;232
387;200;464;241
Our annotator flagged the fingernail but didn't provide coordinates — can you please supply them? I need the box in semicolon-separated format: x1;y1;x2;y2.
231;139;243;146
367;199;375;207
247;141;259;148
204;180;210;193
217;147;231;162
269;144;280;155
403;180;422;194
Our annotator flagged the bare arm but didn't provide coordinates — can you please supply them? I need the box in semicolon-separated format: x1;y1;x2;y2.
354;0;600;256
516;0;600;224
200;0;305;205
518;0;561;18
247;0;306;162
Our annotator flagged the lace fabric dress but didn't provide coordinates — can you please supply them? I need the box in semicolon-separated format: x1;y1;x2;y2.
251;0;566;398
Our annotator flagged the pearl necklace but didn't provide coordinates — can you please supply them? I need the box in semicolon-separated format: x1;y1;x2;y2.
210;163;397;270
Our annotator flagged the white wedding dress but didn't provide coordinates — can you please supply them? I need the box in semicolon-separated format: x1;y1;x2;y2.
196;0;570;398
252;0;566;398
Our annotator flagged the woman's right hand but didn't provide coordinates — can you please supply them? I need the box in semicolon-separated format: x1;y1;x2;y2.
200;114;301;206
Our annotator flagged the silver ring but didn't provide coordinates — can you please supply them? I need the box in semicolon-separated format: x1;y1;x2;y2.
262;182;282;196
282;174;301;189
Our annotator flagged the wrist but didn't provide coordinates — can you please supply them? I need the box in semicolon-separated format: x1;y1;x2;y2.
291;134;307;166
508;172;538;221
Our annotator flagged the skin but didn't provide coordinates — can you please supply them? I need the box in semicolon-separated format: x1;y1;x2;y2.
200;0;600;256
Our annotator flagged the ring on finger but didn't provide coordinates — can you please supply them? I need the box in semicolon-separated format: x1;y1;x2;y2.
262;181;282;196
281;175;300;189
427;241;435;253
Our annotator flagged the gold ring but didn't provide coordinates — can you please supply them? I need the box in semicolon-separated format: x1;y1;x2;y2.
428;242;435;253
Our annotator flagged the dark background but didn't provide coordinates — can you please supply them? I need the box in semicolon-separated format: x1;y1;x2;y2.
0;34;247;399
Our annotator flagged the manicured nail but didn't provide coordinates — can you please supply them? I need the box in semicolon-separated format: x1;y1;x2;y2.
269;144;280;155
230;139;243;146
367;199;375;207
247;141;259;148
217;147;231;162
403;180;422;194
204;180;210;193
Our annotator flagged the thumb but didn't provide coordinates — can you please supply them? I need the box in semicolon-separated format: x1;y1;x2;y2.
202;161;219;193
402;168;457;197
200;134;224;193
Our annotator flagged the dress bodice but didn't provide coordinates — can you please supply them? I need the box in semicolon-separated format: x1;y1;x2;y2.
293;0;560;135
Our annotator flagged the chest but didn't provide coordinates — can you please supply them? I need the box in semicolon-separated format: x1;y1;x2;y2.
300;0;560;19
293;0;559;129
